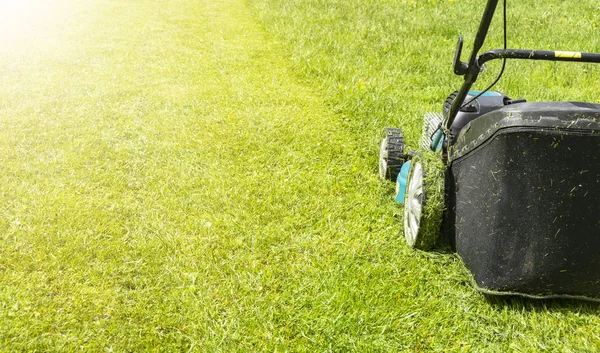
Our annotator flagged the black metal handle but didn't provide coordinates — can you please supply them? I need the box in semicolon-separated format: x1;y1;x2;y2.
445;0;500;133
453;36;468;75
478;49;600;66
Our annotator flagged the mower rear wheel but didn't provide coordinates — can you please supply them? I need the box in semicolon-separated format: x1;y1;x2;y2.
379;128;405;181
403;150;445;250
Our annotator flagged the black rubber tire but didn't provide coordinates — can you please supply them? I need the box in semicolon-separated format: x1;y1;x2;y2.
379;128;405;181
403;150;445;250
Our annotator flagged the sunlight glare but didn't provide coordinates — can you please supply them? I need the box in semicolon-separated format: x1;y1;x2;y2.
0;0;63;47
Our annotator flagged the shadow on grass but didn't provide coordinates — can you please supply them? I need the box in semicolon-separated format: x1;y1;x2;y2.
483;293;600;312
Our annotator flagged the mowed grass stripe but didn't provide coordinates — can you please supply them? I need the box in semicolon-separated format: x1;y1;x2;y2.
0;0;408;350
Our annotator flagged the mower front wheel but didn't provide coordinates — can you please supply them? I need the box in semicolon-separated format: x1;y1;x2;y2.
379;128;405;181
403;150;445;250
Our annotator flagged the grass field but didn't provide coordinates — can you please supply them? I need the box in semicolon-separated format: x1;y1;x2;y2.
0;0;599;351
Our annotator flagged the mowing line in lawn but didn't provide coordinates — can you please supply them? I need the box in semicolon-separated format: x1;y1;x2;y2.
0;0;408;350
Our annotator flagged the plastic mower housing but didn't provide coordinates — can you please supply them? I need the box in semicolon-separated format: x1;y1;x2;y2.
446;102;600;299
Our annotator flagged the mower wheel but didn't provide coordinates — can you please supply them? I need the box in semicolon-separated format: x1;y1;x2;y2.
403;150;445;250
379;128;405;181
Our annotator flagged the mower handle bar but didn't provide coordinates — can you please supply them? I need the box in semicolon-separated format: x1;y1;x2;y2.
478;49;600;66
444;0;600;136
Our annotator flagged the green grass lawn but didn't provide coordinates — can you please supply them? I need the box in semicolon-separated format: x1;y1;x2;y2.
0;0;598;351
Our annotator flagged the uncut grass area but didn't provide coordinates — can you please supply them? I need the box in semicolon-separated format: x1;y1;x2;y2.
0;0;599;351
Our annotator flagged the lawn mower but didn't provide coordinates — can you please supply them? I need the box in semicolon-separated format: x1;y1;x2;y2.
379;0;600;301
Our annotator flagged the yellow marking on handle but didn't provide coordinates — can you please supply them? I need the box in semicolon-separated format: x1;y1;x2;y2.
555;51;582;59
